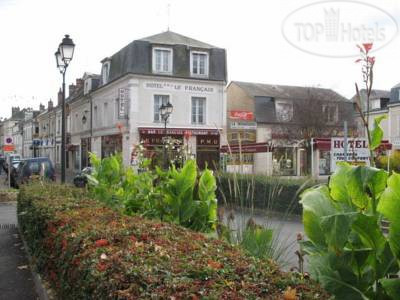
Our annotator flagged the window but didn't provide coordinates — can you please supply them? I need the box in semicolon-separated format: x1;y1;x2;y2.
275;101;293;122
103;103;108;126
323;105;338;124
371;99;381;110
154;95;170;122
102;62;110;84
57;119;60;134
153;48;172;73
191;52;209;76
94;106;98;127
192;97;206;124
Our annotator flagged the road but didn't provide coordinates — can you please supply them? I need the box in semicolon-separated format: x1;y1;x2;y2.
221;206;305;271
0;175;38;299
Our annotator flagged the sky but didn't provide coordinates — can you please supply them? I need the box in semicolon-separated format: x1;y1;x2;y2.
0;0;399;119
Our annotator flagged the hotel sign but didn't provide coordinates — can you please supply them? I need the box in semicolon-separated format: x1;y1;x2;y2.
144;82;215;94
118;88;129;118
331;138;370;171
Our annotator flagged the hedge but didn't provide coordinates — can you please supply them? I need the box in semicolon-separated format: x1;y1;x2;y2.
217;173;319;215
17;183;328;299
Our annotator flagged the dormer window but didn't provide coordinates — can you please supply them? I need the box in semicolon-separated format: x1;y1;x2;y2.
191;51;209;77
152;47;172;74
102;61;110;84
371;99;381;110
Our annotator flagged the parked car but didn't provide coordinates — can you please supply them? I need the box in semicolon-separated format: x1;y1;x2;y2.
16;157;56;187
10;159;25;188
3;153;21;173
73;167;92;188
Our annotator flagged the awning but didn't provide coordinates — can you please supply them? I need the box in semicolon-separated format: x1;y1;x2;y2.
221;142;274;154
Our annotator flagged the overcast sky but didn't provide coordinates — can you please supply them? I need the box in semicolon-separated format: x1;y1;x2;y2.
0;0;399;119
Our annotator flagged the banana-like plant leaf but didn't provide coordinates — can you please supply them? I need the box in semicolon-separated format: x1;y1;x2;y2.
370;115;387;150
352;214;386;256
380;278;400;300
300;185;336;247
377;172;400;259
329;162;352;204
320;212;358;252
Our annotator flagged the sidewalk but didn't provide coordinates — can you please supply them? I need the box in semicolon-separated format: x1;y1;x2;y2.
0;175;38;299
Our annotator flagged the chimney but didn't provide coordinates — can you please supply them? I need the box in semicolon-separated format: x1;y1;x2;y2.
58;88;63;106
76;78;84;90
11;106;20;117
48;99;53;110
39;103;45;112
69;84;76;98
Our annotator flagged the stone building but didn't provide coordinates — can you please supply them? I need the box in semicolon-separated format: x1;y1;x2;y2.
225;81;355;176
68;31;227;171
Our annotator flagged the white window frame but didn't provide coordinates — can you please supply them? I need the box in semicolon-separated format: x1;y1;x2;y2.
190;51;209;77
322;104;338;124
153;94;171;123
102;62;110;84
371;99;381;110
191;97;206;125
152;47;173;74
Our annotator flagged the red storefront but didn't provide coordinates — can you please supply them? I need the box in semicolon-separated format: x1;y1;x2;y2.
138;127;220;169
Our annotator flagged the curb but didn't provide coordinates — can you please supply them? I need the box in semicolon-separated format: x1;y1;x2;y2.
18;226;50;300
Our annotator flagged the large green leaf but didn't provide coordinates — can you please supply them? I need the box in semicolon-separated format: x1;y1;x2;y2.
352;214;386;256
329;162;352;204
377;172;400;259
346;166;387;209
320;212;357;252
309;254;369;300
380;278;400;300
370;115;387;150
300;186;336;247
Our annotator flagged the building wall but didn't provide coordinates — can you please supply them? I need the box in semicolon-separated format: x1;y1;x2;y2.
389;104;400;148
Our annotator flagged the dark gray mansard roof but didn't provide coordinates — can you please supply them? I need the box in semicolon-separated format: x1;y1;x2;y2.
105;31;226;84
232;81;349;102
139;31;216;49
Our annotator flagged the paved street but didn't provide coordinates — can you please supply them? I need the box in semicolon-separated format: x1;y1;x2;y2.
223;207;305;271
0;175;38;300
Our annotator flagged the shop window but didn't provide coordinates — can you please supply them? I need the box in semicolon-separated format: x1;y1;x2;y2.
272;147;296;176
319;150;331;175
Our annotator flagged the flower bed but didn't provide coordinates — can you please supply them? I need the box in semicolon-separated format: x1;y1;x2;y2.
18;183;328;299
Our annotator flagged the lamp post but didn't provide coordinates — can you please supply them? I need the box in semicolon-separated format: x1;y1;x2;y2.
160;101;173;169
55;34;75;183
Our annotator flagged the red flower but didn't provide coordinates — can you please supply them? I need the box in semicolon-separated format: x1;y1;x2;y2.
95;239;109;247
97;262;108;272
61;239;68;251
363;43;373;53
367;56;375;64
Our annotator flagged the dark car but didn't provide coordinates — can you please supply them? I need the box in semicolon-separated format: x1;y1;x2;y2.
10;159;25;188
73;167;92;188
16;157;56;187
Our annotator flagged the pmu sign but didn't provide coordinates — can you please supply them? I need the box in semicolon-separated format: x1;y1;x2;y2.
331;138;369;171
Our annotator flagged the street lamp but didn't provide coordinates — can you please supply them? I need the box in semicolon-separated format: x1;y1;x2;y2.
160;101;173;169
55;34;75;183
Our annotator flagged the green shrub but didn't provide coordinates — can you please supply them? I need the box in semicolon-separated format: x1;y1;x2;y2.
88;153;217;232
18;183;328;299
217;173;316;215
300;163;400;299
376;150;400;173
